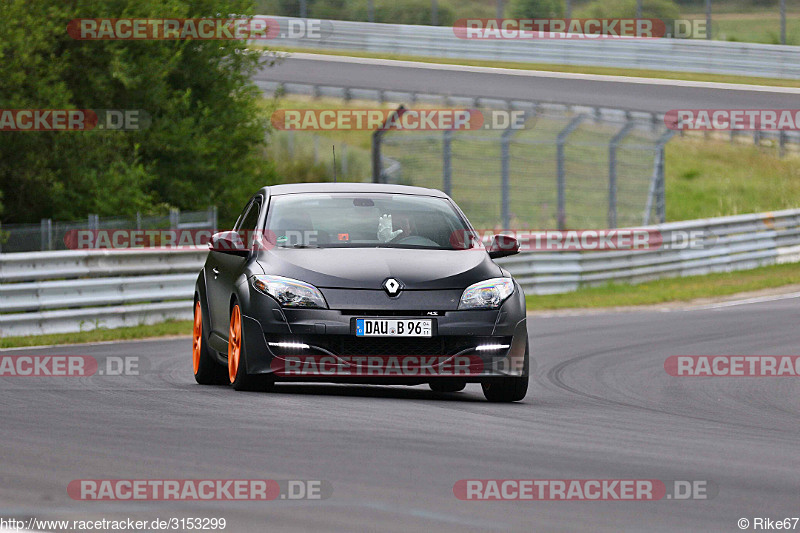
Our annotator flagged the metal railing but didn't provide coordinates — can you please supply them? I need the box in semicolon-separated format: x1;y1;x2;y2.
0;208;217;254
268;17;800;79
499;208;800;295
1;209;799;336
0;249;206;337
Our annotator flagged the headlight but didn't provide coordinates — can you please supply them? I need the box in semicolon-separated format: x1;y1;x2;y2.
458;278;514;310
251;275;328;309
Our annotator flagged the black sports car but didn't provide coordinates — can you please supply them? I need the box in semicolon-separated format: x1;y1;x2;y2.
193;183;529;402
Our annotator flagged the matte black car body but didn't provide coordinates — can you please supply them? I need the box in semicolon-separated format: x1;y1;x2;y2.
193;183;529;402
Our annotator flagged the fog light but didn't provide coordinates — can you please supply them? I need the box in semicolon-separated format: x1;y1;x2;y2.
475;344;510;351
268;342;310;350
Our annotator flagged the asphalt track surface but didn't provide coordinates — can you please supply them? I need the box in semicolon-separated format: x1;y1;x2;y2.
256;53;800;113
2;296;799;532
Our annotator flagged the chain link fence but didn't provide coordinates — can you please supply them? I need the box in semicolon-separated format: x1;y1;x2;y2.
0;208;217;254
374;106;675;230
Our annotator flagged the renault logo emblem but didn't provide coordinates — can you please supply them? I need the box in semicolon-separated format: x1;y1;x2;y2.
383;278;401;296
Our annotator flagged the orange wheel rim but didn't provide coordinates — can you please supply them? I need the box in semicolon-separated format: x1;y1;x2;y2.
192;301;202;374
228;305;242;383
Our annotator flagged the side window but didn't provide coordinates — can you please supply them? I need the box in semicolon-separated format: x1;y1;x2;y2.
236;199;262;246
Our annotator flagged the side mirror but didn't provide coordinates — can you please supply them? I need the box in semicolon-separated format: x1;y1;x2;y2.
487;234;520;259
209;231;249;257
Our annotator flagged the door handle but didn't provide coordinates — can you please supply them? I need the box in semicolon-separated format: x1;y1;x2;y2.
212;268;219;279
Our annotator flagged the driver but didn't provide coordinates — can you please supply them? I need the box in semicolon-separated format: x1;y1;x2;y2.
377;213;413;243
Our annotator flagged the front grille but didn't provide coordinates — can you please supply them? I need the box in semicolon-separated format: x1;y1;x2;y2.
268;335;510;357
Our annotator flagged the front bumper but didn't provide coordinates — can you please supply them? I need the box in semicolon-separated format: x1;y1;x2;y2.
238;286;529;384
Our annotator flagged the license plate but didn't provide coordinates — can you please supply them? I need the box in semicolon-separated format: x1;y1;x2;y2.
355;318;432;337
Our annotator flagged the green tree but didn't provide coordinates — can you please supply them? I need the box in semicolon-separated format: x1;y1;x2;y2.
0;0;276;225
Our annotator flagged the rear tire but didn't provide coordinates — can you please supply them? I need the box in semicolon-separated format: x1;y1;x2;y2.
228;301;273;392
193;299;227;385
481;375;528;402
429;380;466;393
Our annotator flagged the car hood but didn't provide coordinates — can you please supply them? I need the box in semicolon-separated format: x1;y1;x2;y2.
256;247;503;290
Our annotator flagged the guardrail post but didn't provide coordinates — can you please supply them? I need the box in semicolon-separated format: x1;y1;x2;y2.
556;115;586;230
442;129;452;197
608;120;635;228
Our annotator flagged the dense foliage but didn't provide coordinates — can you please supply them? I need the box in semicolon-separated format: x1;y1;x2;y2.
0;0;276;225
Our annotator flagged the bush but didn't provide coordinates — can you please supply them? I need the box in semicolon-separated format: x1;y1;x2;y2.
509;0;565;18
575;0;680;21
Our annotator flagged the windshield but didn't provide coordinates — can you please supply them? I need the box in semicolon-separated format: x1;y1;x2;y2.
264;192;471;249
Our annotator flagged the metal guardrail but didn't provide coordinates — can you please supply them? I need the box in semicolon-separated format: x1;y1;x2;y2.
1;208;799;336
499;208;800;295
269;17;800;80
0;249;206;337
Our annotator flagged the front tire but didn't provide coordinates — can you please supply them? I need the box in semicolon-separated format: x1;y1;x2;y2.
228;302;272;392
193;300;227;385
481;375;528;402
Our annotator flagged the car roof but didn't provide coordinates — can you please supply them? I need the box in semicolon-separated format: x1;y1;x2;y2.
259;182;449;198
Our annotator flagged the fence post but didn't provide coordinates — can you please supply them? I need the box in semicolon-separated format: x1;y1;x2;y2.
442;129;452;197
341;143;348;178
313;135;319;164
500;127;514;228
372;105;405;184
372;130;383;183
136;212;142;230
170;208;179;230
608;121;635;228
644;130;676;225
556;115;586;230
40;218;52;251
779;131;786;158
781;0;786;45
209;206;218;231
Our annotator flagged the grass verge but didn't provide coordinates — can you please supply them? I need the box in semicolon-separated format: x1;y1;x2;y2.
0;320;192;349
269;46;800;88
526;261;800;310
